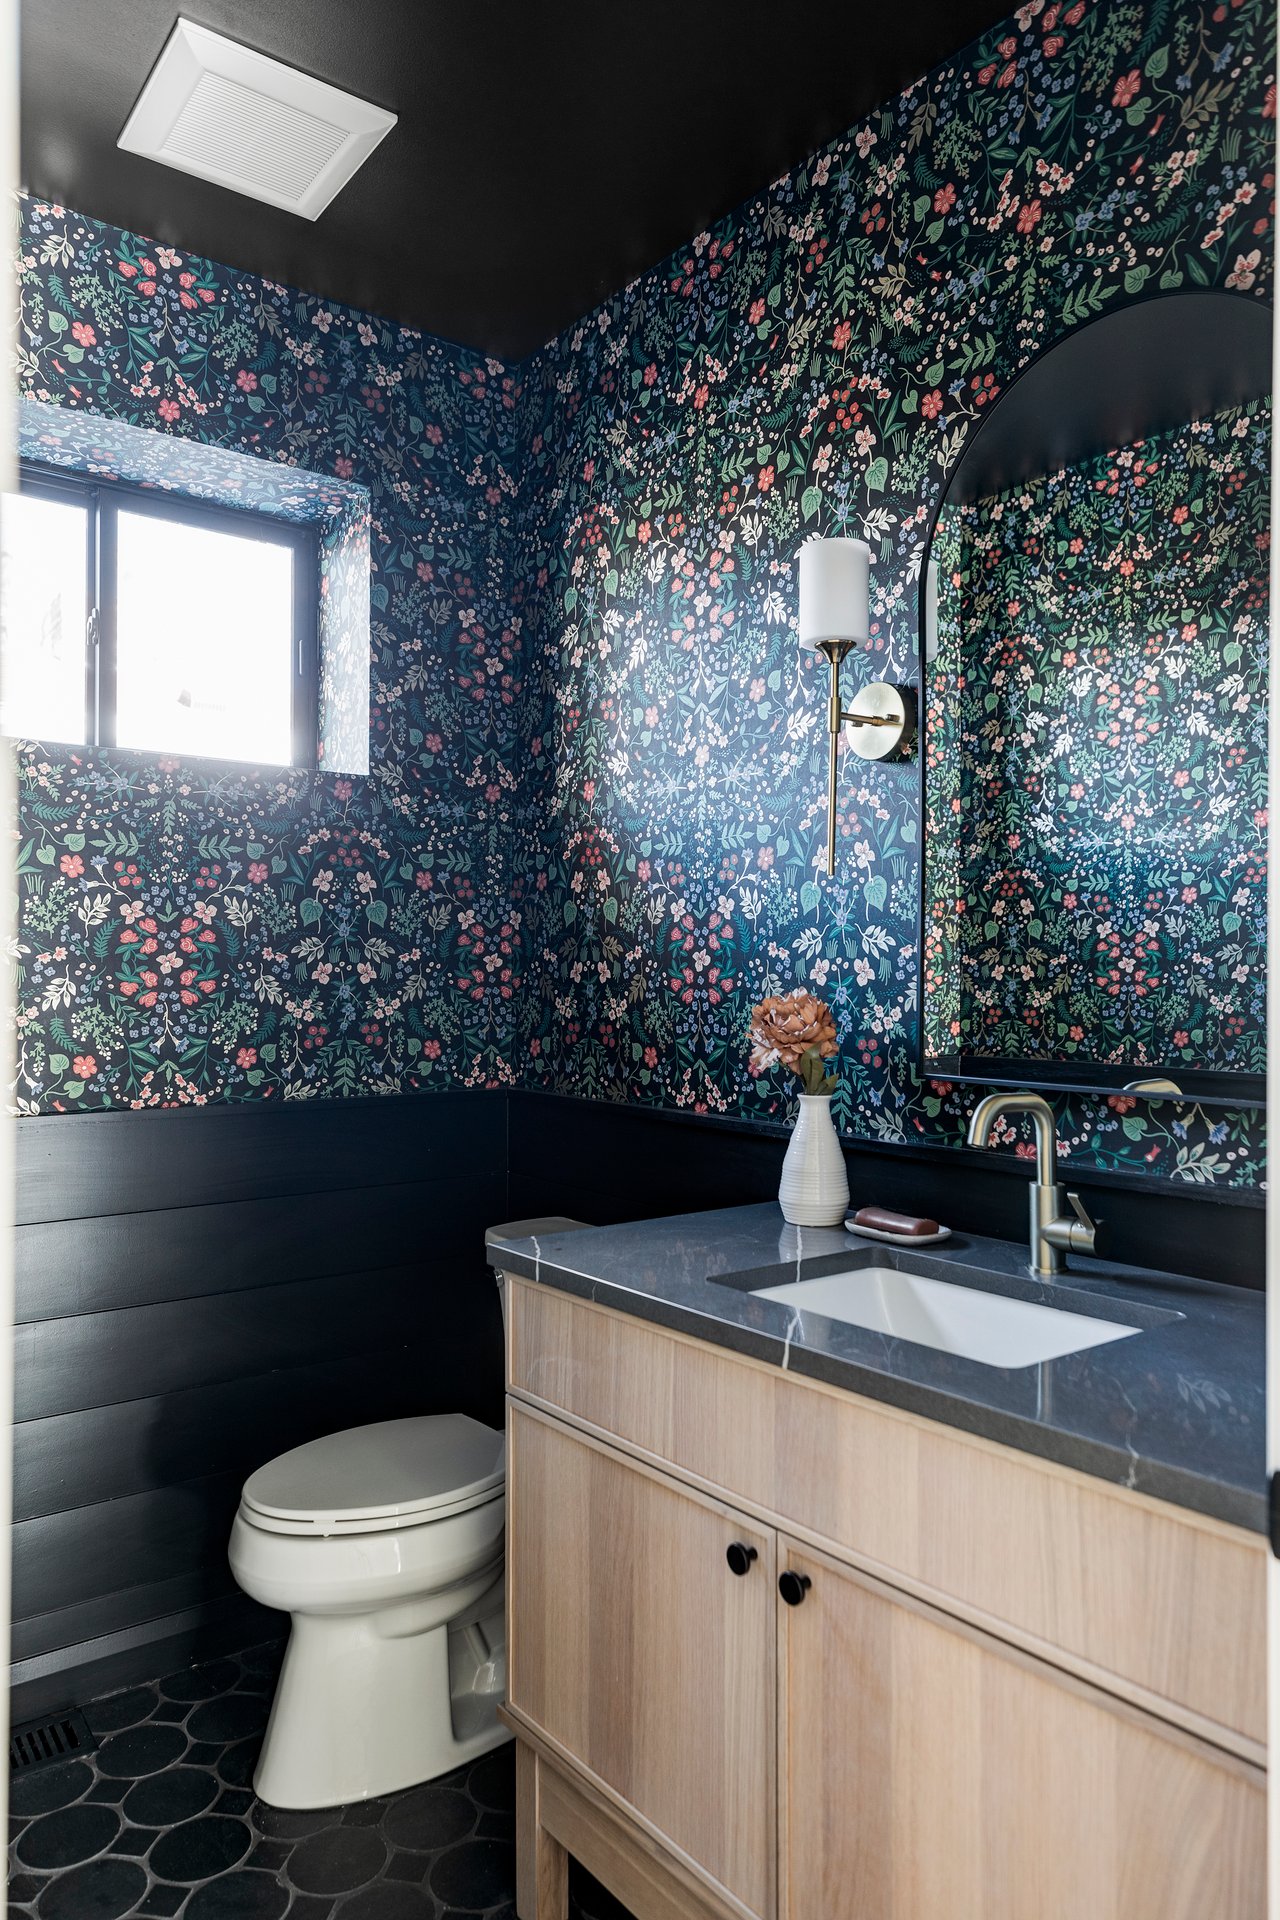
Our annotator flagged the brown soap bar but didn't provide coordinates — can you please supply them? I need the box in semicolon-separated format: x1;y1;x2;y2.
854;1205;940;1238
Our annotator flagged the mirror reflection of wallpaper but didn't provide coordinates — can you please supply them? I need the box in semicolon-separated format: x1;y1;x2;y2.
924;399;1269;1078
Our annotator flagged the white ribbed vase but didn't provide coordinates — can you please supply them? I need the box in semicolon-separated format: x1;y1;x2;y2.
778;1094;850;1227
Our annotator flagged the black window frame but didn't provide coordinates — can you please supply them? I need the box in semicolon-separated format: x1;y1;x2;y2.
15;461;320;768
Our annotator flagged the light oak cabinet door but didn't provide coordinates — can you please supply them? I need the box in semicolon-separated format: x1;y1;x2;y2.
778;1541;1265;1920
508;1406;776;1918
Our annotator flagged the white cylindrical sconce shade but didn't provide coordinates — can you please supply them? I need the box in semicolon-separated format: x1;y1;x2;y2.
797;536;871;651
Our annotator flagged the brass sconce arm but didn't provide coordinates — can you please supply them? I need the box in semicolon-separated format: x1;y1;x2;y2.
815;637;914;876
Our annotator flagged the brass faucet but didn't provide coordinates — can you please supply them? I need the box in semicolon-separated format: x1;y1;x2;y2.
966;1092;1104;1277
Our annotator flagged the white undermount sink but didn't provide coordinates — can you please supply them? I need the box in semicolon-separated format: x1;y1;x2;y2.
751;1265;1141;1369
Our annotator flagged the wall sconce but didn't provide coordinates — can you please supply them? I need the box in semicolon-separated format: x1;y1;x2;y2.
797;537;915;875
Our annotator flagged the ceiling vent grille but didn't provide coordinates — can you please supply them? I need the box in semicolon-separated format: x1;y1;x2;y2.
118;19;396;221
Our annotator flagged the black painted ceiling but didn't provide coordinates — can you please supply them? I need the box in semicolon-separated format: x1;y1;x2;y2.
21;1;1014;360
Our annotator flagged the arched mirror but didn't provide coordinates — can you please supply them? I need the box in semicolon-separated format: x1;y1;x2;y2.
919;291;1271;1108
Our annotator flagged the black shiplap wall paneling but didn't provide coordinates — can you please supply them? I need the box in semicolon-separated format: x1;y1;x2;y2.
15;1091;504;1224
11;1568;249;1665
505;1092;1264;1291
11;1092;508;1719
15;1182;491;1321
13;1263;502;1421
12;1472;248;1624
13;1346;468;1522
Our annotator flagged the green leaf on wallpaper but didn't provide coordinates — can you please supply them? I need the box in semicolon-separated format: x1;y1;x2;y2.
49;1055;69;1075
864;875;888;911
1145;44;1169;78
366;900;388;927
299;895;322;926
1122;1116;1147;1141
903;391;918;414
913;195;931;222
1158;270;1184;290
1124;99;1150;125
800;882;821;914
866;457;888;494
63;1081;84;1098
801;486;823;522
563;900;576;926
46;310;67;335
925;362;944;385
1123;266;1150;294
63;345;84;364
603;570;618;596
603;898;618;924
925;219;945;244
35;846;54;866
1186;253;1210;286
64;833;85;852
564;587;577;613
1224;642;1242;666
1223;913;1242;934
245;1070;264;1087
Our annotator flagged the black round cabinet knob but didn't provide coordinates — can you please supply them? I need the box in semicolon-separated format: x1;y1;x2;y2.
779;1570;812;1607
726;1542;759;1577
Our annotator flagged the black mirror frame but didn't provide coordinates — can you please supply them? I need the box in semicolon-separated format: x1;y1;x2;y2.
913;287;1272;1112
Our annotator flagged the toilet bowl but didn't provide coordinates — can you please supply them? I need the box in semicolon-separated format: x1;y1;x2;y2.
229;1413;510;1809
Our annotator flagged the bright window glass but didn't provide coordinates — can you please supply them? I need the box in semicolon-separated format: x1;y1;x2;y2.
0;490;88;742
115;508;295;763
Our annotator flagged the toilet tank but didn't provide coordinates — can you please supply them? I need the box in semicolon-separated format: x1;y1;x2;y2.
484;1217;592;1340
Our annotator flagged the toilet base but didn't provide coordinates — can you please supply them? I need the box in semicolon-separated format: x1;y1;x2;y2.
253;1573;511;1809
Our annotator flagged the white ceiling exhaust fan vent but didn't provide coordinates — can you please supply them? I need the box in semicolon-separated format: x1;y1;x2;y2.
118;19;397;220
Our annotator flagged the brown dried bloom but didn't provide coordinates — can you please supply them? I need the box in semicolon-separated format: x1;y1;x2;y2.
749;989;839;1092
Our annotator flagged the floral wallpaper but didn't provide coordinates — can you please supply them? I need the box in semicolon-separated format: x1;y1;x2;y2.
15;196;525;1109
510;0;1273;1189
924;401;1269;1081
11;0;1274;1193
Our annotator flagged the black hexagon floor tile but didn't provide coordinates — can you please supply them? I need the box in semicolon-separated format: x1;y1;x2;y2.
123;1768;219;1828
9;1760;93;1820
33;1855;148;1919
9;1641;634;1920
85;1687;161;1737
95;1724;187;1780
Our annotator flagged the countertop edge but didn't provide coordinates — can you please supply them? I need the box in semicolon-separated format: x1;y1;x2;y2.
490;1243;1266;1538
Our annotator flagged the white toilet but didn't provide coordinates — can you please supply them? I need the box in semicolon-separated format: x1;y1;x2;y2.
229;1412;509;1809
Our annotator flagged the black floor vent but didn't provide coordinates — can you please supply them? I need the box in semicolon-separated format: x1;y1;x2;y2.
9;1709;96;1774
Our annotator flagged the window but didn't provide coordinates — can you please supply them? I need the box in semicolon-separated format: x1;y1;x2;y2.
1;466;318;765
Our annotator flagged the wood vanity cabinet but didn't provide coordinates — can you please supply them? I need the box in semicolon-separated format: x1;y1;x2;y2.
507;1406;775;1917
502;1278;1266;1920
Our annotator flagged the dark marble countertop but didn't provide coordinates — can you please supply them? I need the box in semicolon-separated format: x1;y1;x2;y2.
486;1203;1266;1535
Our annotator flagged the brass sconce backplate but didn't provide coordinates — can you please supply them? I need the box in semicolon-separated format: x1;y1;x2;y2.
815;638;915;874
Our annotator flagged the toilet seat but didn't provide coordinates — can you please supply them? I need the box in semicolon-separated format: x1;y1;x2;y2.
240;1413;505;1537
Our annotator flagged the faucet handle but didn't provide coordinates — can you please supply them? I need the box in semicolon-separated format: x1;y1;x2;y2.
1066;1192;1108;1260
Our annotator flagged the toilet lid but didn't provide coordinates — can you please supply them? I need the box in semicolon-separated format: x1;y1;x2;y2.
241;1414;504;1534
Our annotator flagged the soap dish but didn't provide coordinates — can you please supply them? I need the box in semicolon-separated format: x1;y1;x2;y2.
845;1220;952;1248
